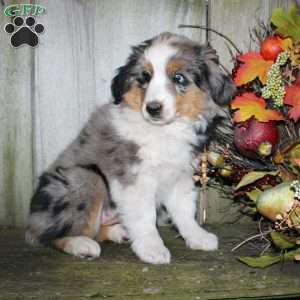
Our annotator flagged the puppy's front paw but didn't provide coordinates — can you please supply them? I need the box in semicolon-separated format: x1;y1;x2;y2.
63;236;101;259
186;231;218;251
132;235;171;264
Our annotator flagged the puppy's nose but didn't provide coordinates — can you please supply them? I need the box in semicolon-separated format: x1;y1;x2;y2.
146;101;162;117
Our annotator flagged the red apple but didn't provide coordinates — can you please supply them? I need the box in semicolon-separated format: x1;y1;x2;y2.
260;36;284;61
234;119;279;159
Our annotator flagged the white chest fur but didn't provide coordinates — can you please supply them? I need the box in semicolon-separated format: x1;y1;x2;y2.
111;107;197;171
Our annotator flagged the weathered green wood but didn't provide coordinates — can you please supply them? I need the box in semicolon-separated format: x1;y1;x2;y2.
0;0;34;227
0;225;299;299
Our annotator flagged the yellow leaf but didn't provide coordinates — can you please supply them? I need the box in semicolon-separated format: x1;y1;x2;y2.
231;93;285;122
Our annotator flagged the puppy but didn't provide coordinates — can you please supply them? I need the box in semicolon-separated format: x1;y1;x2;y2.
26;32;235;264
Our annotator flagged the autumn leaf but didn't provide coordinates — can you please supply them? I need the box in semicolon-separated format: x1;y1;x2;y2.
271;5;300;41
284;81;300;122
238;255;281;268
238;247;300;268
231;93;285;122
235;171;279;190
282;37;293;50
234;52;273;86
270;231;296;250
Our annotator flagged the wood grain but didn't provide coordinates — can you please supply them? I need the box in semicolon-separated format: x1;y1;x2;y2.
1;226;300;299
0;0;34;226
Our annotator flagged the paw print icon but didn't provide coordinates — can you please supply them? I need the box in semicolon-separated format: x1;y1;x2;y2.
4;16;44;48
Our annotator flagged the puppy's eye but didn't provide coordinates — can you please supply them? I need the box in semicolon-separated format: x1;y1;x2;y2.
173;73;187;85
137;71;151;85
142;71;151;82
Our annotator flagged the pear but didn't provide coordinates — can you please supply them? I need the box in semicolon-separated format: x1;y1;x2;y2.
256;182;295;221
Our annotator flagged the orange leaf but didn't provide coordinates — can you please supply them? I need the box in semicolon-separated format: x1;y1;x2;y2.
234;52;273;86
284;81;300;122
231;93;285;122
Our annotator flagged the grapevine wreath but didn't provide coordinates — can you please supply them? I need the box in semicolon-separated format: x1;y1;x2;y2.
183;5;300;268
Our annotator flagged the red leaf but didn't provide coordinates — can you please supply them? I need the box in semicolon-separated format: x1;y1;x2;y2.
284;81;300;122
234;52;273;86
231;93;285;122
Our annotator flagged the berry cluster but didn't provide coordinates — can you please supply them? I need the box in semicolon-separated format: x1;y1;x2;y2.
291;180;300;199
261;51;290;107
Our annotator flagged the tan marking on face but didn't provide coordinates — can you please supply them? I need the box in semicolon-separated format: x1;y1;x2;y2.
166;59;185;77
176;86;206;120
124;86;145;111
144;61;153;76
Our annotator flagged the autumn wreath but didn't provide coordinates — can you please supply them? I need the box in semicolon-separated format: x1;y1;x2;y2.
183;5;300;268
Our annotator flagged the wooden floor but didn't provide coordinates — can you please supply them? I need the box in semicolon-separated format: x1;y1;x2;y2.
0;225;300;300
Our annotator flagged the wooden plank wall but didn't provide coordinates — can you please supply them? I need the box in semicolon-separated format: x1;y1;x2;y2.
0;0;295;226
0;0;206;227
0;0;34;226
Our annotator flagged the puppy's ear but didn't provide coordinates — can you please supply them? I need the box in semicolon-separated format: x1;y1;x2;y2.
203;47;236;105
111;63;134;105
111;38;153;104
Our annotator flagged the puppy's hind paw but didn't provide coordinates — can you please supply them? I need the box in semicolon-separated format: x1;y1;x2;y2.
107;224;129;244
186;232;218;251
63;236;101;259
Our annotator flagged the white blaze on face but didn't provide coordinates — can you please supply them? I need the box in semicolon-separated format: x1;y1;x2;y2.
143;43;177;124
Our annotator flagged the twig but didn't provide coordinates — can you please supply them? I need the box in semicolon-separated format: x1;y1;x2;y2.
219;63;231;76
285;124;293;139
198;146;209;224
249;21;274;48
225;42;236;62
231;230;272;252
258;217;270;243
260;242;272;256
178;25;242;54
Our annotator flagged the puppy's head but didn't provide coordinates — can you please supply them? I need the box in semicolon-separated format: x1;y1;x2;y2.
111;32;235;125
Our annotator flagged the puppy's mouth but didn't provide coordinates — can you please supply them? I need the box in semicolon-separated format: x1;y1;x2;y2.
142;111;175;126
